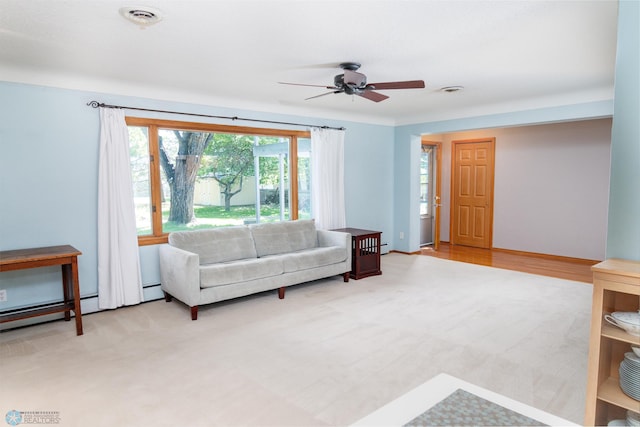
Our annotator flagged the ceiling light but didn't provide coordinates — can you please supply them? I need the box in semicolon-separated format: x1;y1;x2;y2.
440;86;464;93
119;6;163;27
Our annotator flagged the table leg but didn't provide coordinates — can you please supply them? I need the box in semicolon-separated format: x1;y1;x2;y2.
70;257;83;335
61;264;71;321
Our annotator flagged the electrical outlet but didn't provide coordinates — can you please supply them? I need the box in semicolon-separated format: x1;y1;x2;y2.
0;289;6;302
399;232;404;239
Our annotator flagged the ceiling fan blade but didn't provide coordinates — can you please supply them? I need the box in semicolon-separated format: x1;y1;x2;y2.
279;82;336;89
358;90;389;102
367;80;425;90
305;90;342;100
344;69;367;86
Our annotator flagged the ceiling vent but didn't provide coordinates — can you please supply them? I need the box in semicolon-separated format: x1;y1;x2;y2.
119;6;163;27
440;86;464;93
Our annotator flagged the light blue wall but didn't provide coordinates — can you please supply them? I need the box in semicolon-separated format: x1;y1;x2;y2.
343;122;395;246
0;84;100;313
391;132;422;252
0;82;394;316
606;0;640;261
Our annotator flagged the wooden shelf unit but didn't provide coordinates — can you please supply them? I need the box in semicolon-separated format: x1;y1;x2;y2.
584;259;640;426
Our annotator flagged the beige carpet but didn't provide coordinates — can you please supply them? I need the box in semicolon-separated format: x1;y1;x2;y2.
0;253;592;426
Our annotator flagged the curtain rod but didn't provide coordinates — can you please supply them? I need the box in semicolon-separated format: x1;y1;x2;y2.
86;101;346;131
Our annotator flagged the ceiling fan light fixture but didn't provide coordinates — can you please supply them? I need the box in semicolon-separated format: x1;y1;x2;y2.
440;86;464;93
119;6;163;27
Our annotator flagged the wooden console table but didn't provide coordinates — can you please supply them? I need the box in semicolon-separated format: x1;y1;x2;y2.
332;228;382;279
0;245;83;335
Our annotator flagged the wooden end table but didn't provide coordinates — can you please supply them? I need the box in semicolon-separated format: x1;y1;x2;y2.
332;228;382;280
0;245;83;335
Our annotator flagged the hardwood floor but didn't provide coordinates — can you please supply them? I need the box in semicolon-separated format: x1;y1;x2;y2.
420;242;598;283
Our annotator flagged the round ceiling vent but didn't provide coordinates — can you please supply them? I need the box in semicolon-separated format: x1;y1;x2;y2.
119;6;163;27
440;86;464;93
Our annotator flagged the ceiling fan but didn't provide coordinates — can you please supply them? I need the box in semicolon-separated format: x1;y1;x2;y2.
279;62;425;102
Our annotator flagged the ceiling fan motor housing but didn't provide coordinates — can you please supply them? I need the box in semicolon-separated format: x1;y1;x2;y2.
334;72;367;95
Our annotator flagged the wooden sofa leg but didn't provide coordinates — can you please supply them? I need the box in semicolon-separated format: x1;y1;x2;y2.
163;291;173;302
190;306;198;321
278;287;286;299
343;272;350;282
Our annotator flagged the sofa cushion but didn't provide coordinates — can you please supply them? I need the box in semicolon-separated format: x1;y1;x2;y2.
168;226;257;265
280;246;347;273
200;257;283;288
249;219;317;257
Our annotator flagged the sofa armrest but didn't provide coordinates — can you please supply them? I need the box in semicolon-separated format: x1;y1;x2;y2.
317;229;352;266
159;244;201;306
317;229;350;248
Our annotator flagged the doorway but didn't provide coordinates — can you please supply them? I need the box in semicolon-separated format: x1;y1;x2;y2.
450;138;495;249
420;140;442;249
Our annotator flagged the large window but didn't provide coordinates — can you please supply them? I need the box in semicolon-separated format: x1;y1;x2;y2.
126;117;311;245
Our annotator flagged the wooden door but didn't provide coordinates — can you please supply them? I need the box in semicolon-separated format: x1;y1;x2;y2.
451;138;495;248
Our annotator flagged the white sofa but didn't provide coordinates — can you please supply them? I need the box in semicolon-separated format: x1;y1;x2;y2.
159;219;351;320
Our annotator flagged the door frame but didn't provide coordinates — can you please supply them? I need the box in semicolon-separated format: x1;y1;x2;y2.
450;137;496;249
420;138;442;250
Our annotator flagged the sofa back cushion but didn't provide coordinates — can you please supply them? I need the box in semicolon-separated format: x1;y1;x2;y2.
168;226;257;265
249;219;317;257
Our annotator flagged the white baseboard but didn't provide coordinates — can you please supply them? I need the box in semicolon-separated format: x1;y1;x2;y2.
0;284;164;332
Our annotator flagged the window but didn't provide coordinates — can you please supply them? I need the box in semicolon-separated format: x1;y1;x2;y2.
126;117;311;245
420;145;432;216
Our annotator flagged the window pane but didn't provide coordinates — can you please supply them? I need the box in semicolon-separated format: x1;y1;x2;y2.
159;129;252;231
420;146;431;216
129;126;152;235
255;136;290;223
156;130;293;232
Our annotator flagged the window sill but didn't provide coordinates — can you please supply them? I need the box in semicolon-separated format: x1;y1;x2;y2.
138;235;169;246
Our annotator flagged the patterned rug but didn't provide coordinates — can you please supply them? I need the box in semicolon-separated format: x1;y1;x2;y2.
351;374;575;427
404;389;546;426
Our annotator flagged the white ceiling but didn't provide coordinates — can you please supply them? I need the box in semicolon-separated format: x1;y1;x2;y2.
0;0;619;126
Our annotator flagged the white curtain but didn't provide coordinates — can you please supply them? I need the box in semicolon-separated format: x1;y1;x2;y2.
97;107;144;309
311;127;346;230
